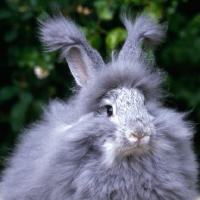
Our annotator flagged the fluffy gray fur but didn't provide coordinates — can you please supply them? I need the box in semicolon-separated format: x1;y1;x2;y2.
0;12;198;200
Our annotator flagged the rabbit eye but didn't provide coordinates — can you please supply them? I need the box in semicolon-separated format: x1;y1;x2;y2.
106;105;113;117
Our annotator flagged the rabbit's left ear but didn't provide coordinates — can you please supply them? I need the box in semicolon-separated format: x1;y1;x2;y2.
64;44;103;87
39;14;104;87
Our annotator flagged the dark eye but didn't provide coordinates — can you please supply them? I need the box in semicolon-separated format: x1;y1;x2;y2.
106;105;113;117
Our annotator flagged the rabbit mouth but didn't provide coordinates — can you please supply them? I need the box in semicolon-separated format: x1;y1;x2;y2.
123;136;151;155
112;131;152;157
130;134;150;146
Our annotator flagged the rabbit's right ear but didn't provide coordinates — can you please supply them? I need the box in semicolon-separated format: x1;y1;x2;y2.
38;13;104;87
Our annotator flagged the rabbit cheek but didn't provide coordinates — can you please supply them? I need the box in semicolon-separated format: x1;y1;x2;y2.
102;129;152;166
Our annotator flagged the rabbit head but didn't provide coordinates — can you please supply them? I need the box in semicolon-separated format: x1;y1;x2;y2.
98;87;155;162
39;13;167;164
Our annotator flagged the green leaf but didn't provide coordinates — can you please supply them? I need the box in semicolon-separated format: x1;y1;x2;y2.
10;92;32;132
106;28;127;50
0;9;11;19
88;34;102;49
94;0;114;20
4;31;18;43
10;102;27;132
0;86;18;102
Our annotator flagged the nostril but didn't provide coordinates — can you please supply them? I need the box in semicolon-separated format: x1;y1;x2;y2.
130;132;148;139
131;132;143;139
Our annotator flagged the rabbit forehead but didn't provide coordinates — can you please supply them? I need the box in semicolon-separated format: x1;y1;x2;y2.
103;87;153;127
103;87;145;112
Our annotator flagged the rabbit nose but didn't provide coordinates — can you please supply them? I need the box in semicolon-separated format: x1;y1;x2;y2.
130;132;147;139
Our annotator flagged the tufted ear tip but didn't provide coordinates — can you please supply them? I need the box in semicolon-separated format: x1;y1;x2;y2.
118;13;167;60
38;12;105;87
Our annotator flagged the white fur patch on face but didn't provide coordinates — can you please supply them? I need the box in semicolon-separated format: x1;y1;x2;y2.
102;140;118;166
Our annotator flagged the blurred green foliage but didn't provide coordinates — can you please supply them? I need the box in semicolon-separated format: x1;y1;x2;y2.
0;0;200;177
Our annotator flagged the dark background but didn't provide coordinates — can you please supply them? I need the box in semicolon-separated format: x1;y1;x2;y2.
0;0;200;186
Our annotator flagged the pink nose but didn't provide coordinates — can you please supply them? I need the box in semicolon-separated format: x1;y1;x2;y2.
131;132;146;139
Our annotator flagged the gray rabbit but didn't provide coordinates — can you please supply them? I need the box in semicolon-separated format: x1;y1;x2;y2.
0;11;198;200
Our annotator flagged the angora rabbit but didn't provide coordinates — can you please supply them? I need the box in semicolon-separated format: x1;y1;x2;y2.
0;11;198;200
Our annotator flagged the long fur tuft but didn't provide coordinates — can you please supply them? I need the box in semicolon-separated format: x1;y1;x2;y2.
38;14;86;59
118;14;167;60
38;13;104;71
